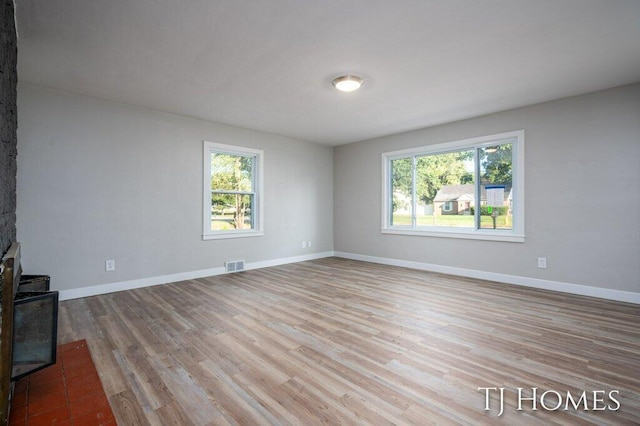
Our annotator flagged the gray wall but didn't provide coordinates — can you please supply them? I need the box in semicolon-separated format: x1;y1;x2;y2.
1;0;17;254
334;83;640;294
17;84;333;291
15;82;640;296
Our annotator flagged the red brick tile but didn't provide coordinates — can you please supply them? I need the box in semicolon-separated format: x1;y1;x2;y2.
61;344;91;357
8;417;26;426
60;344;89;356
69;393;111;418
59;340;87;353
64;363;100;380
66;370;101;388
27;391;68;416
41;357;63;370
11;389;28;408
10;340;116;426
28;366;63;384
29;380;65;401
28;378;66;396
29;369;62;385
62;352;93;369
8;402;27;425
46;360;64;372
26;405;71;425
66;379;105;402
14;378;29;394
71;409;116;426
8;416;26;426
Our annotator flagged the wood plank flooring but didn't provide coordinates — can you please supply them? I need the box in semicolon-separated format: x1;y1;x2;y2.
58;257;640;425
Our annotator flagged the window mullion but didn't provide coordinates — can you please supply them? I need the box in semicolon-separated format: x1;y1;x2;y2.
211;190;254;195
388;159;393;227
474;147;480;230
411;156;417;228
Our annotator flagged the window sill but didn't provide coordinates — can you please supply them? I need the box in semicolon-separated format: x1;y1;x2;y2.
381;227;525;243
203;230;264;240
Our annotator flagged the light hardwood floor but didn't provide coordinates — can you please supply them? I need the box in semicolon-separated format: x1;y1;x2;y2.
58;258;640;425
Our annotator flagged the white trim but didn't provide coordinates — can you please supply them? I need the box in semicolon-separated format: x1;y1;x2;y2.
244;252;333;270
58;251;334;301
202;230;264;240
383;130;523;158
333;251;640;305
381;228;525;243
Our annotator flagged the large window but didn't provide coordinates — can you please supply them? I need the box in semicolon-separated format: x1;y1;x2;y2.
382;130;524;242
203;142;264;240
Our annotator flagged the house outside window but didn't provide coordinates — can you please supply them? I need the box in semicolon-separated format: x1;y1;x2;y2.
203;141;264;240
382;130;524;242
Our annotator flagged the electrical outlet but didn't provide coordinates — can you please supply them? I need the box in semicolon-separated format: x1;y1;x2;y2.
106;259;116;272
307;241;312;248
301;241;307;248
537;257;547;269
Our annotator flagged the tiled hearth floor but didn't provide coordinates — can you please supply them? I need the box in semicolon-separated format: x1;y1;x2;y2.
9;340;116;425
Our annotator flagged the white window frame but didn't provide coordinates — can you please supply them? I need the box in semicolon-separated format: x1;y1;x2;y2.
203;141;264;240
381;130;525;242
443;201;454;212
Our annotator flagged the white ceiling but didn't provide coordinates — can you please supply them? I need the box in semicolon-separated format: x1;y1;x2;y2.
15;0;640;146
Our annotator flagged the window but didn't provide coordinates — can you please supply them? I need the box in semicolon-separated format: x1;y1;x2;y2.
382;130;524;242
203;142;264;240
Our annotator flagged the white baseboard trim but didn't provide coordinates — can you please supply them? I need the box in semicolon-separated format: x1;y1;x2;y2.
334;251;640;305
58;251;334;301
244;251;334;271
59;250;639;305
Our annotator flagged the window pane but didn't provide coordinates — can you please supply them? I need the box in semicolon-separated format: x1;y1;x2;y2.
211;193;254;231
382;130;523;240
390;158;413;226
479;144;512;230
211;153;254;192
415;150;474;227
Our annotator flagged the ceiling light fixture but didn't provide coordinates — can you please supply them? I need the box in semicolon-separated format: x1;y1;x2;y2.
332;75;363;92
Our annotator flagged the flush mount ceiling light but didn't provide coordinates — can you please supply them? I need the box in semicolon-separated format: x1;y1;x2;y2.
332;75;364;92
